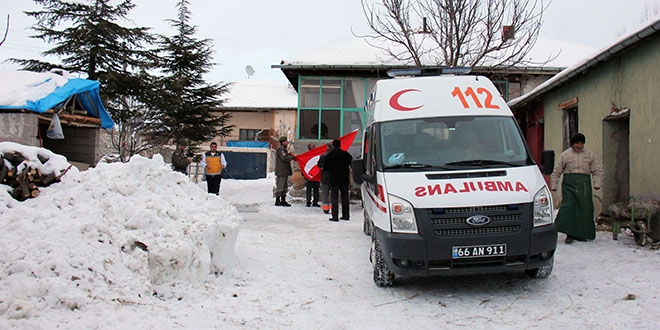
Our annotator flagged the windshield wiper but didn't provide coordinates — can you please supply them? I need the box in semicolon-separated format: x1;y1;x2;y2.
384;163;434;170
444;159;519;167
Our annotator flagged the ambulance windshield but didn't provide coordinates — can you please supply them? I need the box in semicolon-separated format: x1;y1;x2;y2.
380;116;532;170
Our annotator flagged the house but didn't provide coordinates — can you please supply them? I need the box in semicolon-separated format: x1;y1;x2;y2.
204;79;297;178
272;37;595;155
508;15;660;221
0;70;114;170
217;79;297;147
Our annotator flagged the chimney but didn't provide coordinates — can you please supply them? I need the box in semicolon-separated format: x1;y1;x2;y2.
502;25;514;41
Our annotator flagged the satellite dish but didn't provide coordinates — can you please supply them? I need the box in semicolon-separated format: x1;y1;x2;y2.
245;65;255;78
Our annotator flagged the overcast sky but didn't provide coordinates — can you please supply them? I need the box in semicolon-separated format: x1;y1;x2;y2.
1;0;658;83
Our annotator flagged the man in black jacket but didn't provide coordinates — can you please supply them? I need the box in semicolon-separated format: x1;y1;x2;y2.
324;139;353;221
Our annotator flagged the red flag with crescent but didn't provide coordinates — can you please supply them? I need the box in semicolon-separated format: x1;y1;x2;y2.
296;129;359;181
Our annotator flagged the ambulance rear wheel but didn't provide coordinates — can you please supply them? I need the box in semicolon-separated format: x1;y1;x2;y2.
372;234;395;287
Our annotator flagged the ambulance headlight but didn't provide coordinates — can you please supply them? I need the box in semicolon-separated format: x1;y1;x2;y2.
389;195;418;233
533;187;553;227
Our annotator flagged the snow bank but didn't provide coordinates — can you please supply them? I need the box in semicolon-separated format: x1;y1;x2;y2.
0;144;241;319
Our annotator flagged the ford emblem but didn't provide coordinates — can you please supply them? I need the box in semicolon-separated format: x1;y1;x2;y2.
466;215;491;226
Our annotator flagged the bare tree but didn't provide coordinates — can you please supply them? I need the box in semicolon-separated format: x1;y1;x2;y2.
108;95;156;163
357;0;551;68
0;15;9;47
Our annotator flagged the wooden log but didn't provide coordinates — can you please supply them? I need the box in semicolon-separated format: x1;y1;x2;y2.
30;189;40;198
57;113;101;125
6;151;25;166
55;165;74;181
16;171;30;199
0;164;7;183
42;173;57;185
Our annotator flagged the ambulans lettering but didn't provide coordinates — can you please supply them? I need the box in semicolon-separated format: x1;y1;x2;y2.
414;181;528;197
389;89;423;111
451;86;500;109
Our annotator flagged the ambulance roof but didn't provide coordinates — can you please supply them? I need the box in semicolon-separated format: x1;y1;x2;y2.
369;75;513;123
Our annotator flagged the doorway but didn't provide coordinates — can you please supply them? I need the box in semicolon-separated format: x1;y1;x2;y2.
602;114;630;207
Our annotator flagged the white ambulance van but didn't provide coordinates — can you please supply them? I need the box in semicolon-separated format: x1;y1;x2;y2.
352;71;557;286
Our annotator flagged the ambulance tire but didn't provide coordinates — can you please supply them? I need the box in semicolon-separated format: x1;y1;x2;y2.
525;257;554;279
362;210;372;236
372;234;395;287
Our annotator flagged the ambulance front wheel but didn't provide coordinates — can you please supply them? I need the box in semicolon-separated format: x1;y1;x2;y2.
363;209;372;236
371;234;395;287
524;257;554;279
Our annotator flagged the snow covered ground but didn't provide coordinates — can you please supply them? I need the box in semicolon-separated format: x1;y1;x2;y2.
1;145;659;329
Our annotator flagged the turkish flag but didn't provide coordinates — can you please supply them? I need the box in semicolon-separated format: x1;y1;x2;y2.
296;129;359;181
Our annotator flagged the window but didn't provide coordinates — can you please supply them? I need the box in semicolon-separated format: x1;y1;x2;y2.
562;108;579;150
239;128;268;141
297;77;376;140
492;80;509;100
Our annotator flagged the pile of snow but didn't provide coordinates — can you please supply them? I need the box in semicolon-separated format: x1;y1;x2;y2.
0;143;241;319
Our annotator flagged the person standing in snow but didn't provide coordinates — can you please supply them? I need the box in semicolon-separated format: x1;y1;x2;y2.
275;136;296;207
324;139;352;221
551;133;604;244
201;141;227;195
305;143;320;207
317;142;333;214
171;141;191;175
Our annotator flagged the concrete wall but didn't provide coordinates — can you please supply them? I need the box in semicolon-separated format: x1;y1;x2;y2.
542;35;660;209
224;111;274;141
41;126;101;166
0;113;39;146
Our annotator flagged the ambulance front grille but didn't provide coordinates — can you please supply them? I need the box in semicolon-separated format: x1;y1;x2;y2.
434;225;521;236
430;214;521;226
420;203;530;238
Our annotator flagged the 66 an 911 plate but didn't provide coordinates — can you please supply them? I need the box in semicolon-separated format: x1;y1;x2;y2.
452;244;506;259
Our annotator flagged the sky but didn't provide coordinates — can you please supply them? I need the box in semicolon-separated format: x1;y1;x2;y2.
1;141;660;329
1;0;659;83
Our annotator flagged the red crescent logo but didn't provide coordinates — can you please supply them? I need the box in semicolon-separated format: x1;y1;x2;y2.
389;89;423;111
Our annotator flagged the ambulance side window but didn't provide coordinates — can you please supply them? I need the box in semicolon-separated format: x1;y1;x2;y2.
363;126;371;174
363;126;376;175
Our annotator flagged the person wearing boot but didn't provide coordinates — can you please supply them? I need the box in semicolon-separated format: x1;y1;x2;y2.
324;138;353;221
317;142;333;214
305;143;321;207
275;136;296;207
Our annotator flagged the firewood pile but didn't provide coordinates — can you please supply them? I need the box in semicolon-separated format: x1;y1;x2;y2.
0;150;72;201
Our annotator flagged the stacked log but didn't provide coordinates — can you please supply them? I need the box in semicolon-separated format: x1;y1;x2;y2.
0;150;71;201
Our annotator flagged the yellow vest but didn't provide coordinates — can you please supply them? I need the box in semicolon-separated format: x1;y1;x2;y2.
205;153;223;175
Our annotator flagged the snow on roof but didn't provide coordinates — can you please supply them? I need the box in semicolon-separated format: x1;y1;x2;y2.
0;70;70;107
279;37;596;69
0;70;115;128
509;14;660;108
222;79;298;109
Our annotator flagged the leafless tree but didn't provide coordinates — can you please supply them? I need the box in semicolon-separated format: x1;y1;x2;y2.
108;96;158;163
0;15;9;48
357;0;551;68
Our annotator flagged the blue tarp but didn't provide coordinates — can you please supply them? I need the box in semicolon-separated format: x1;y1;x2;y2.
226;141;269;148
0;74;115;129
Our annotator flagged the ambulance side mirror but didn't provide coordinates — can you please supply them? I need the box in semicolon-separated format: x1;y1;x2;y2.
352;159;365;184
540;150;555;175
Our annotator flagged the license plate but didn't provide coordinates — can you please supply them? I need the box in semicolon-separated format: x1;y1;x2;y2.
452;244;506;259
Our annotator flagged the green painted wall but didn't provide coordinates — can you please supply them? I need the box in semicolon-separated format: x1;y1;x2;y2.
543;35;660;208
